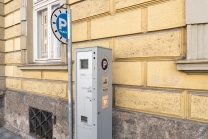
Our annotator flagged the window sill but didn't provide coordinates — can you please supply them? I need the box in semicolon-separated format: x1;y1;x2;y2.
175;60;208;74
17;63;68;70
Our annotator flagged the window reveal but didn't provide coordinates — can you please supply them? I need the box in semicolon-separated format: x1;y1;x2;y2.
34;1;61;61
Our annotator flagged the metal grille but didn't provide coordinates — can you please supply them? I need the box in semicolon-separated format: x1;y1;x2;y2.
29;107;53;139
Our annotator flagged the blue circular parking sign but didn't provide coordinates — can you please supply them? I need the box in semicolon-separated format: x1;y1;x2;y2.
51;8;68;44
56;14;68;39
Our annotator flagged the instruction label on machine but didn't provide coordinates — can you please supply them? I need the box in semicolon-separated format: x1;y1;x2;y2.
102;76;109;93
102;95;109;109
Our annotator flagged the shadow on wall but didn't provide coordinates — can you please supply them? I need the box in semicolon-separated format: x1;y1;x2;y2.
0;91;5;127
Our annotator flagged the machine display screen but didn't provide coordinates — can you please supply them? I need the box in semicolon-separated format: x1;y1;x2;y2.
81;59;88;69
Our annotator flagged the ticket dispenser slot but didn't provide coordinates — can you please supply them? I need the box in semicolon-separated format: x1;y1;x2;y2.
75;46;112;139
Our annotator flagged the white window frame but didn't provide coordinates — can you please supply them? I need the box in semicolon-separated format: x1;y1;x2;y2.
176;0;208;74
33;0;61;62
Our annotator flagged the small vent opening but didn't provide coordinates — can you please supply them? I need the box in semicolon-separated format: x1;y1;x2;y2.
29;107;54;139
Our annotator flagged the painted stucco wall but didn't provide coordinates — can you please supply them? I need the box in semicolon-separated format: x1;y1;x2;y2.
2;0;208;137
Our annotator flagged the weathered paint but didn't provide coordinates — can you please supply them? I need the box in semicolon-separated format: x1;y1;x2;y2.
189;93;208;122
114;29;184;59
113;62;142;86
115;87;184;118
147;61;208;91
2;0;208;132
148;0;185;31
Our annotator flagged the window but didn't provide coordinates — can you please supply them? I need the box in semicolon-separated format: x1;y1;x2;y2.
45;44;47;52
33;0;61;61
44;15;47;24
29;107;54;139
18;0;67;70
175;0;208;74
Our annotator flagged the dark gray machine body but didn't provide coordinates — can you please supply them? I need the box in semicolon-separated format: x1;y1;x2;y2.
75;46;112;139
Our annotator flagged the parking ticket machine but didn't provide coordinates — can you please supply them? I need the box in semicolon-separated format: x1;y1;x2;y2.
75;46;112;139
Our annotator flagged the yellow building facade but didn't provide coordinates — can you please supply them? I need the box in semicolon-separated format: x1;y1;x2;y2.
0;0;208;138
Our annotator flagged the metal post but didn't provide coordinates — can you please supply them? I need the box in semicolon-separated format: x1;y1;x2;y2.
67;9;73;139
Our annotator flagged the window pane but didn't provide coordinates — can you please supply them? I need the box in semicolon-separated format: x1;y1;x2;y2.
51;4;61;59
45;44;47;52
45;29;47;37
44;15;47;23
37;8;48;59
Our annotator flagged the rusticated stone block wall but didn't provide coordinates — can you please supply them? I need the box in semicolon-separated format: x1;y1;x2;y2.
4;90;208;139
113;108;208;139
3;0;208;138
0;0;5;90
0;92;4;127
4;90;69;139
0;0;5;128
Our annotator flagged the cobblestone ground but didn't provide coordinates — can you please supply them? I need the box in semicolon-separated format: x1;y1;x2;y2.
0;128;22;139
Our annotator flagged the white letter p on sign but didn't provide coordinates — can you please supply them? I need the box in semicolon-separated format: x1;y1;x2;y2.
103;61;107;69
59;18;67;29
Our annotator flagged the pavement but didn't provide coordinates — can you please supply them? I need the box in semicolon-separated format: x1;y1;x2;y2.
0;127;22;139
